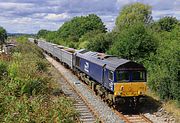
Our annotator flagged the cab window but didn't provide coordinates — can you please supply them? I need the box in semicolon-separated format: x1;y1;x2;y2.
116;71;130;81
132;71;146;81
121;71;130;81
108;71;114;81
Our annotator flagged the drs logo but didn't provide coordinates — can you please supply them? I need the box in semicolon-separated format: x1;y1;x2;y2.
84;62;89;73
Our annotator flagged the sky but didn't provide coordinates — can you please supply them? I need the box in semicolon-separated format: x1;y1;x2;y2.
0;0;179;34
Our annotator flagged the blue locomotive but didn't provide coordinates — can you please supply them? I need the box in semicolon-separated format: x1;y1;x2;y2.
29;38;147;106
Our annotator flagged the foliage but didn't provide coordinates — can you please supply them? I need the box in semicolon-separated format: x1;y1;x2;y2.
36;60;48;72
115;2;152;30
109;23;157;61
0;26;7;44
147;27;180;101
37;30;58;43
37;14;106;47
0;61;7;79
80;31;114;53
37;29;50;38
0;37;78;122
58;14;106;40
15;37;44;58
158;16;179;32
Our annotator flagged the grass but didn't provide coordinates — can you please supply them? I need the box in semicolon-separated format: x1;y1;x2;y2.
163;100;180;122
0;37;78;123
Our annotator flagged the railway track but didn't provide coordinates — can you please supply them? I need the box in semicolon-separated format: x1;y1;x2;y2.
77;71;153;123
58;75;99;123
115;110;153;123
82;77;153;123
45;53;153;123
45;53;103;122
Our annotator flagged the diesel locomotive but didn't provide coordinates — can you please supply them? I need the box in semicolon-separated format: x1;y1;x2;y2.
28;38;147;107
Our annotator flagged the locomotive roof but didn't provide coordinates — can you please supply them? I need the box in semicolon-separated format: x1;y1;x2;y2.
76;50;144;71
104;57;130;70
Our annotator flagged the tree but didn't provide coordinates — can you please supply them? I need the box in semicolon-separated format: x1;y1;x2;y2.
158;16;179;32
84;32;114;53
108;23;157;61
78;30;102;49
37;29;49;38
57;14;106;41
0;27;7;51
146;25;180;102
0;27;7;44
115;2;152;30
37;14;107;48
148;33;180;100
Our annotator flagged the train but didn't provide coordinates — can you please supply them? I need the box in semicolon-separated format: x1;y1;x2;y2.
28;38;147;107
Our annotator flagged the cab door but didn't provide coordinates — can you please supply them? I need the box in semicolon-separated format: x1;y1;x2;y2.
103;68;114;92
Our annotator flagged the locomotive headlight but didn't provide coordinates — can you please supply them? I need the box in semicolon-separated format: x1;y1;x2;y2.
138;91;144;95
115;92;122;96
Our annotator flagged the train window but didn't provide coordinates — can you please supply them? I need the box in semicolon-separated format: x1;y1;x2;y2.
132;71;146;81
76;57;80;67
116;71;130;81
108;71;114;81
121;71;130;81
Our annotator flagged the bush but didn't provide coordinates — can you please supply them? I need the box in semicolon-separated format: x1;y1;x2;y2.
21;79;47;96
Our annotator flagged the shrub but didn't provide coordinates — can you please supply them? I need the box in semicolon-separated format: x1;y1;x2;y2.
21;79;47;96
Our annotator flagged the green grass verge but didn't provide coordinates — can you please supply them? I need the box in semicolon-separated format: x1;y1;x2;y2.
0;37;78;123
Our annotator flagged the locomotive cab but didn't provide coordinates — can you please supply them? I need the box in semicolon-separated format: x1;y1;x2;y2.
112;61;147;97
103;58;147;105
114;70;147;97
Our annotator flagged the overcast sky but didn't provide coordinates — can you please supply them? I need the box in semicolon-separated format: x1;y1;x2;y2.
0;0;179;34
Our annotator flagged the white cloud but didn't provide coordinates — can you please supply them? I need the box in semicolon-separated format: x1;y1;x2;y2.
11;17;32;24
32;13;47;18
152;9;179;20
0;2;34;10
44;13;70;21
